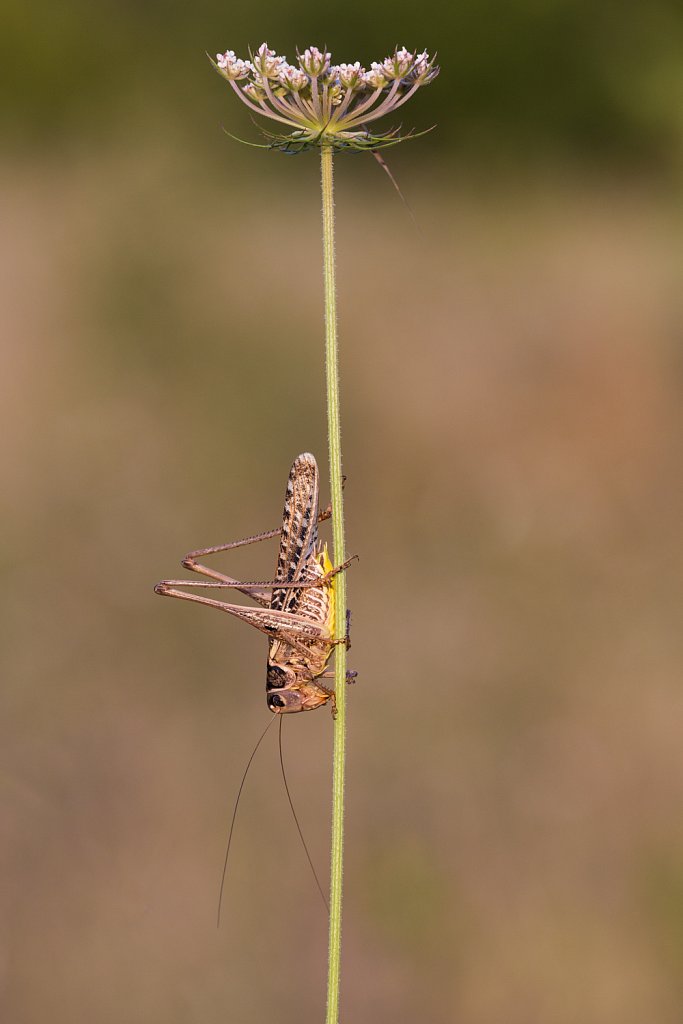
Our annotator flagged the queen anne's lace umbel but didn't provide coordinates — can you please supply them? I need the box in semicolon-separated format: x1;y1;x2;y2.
213;44;439;152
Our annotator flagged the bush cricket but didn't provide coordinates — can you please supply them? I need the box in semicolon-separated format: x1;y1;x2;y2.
155;453;355;714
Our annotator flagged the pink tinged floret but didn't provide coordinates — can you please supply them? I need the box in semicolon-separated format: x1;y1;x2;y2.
299;46;331;76
243;82;267;102
336;62;365;89
411;51;437;79
381;47;415;79
279;65;309;91
215;50;251;80
253;43;286;79
363;67;387;89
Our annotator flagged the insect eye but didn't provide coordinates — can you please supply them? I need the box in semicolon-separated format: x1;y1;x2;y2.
268;694;286;709
267;665;288;689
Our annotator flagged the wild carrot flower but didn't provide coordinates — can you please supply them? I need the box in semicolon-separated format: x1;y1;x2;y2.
207;38;438;1024
212;43;439;152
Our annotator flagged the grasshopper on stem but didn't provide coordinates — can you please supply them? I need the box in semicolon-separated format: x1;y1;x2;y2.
155;453;356;714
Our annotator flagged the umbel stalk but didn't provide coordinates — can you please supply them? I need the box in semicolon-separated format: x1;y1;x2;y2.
321;142;347;1024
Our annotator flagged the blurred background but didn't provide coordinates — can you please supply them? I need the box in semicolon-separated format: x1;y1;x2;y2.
2;2;683;1022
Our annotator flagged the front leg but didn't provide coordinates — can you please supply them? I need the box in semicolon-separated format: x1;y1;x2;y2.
315;667;358;718
314;680;338;718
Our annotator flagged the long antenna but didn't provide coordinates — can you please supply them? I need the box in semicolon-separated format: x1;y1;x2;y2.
369;148;424;241
278;717;329;912
217;715;277;927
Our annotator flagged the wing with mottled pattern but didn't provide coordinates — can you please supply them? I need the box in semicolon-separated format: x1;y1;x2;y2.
271;453;320;613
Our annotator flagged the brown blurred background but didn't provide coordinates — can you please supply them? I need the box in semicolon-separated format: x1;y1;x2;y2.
2;3;683;1022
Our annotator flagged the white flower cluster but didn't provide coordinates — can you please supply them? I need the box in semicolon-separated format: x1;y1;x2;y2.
213;43;439;150
215;49;252;80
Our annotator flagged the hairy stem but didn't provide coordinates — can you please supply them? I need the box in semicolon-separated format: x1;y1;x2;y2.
321;142;347;1024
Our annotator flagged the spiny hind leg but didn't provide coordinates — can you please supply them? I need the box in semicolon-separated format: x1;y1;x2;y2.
179;528;284;604
154;584;330;653
182;497;334;570
174;508;351;602
172;551;357;608
176;502;335;600
155;573;336;609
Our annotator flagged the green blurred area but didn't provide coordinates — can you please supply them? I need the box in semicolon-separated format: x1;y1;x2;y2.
4;0;683;170
2;2;683;1023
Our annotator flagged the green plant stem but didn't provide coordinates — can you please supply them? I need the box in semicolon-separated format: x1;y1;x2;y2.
321;142;347;1024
